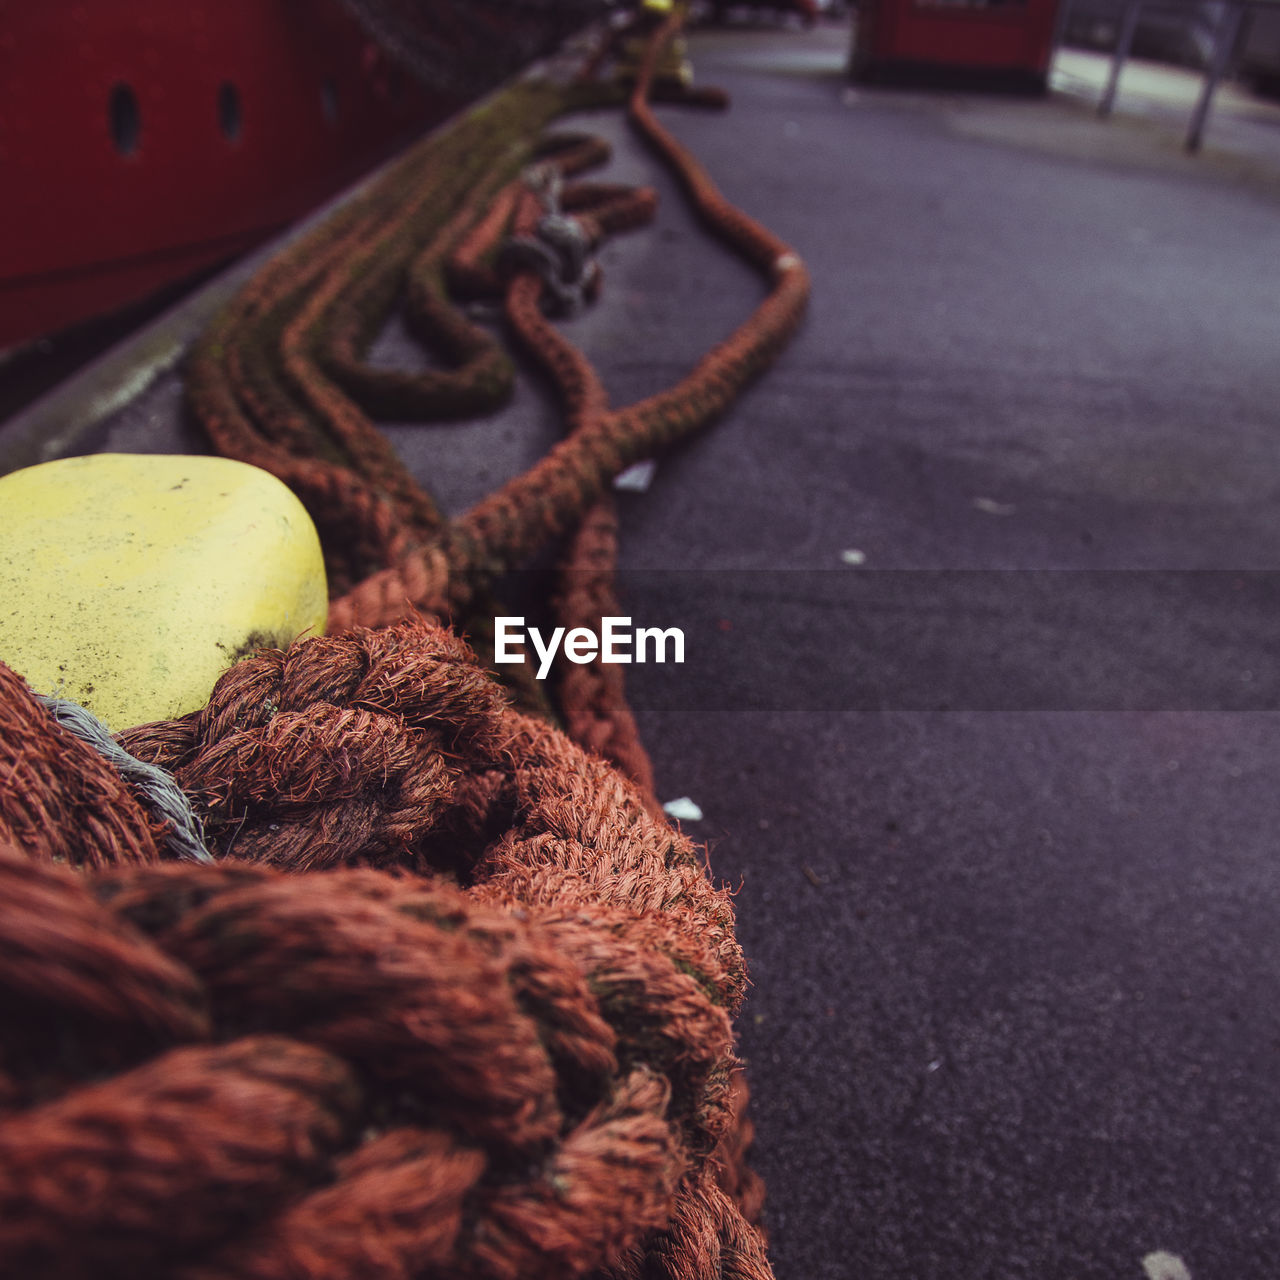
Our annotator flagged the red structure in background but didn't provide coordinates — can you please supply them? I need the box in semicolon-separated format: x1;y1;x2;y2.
0;1;457;351
851;0;1059;90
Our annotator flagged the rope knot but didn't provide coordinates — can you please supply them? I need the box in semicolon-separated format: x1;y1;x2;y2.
0;616;766;1276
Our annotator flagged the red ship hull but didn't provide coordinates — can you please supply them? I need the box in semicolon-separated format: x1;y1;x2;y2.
0;0;465;350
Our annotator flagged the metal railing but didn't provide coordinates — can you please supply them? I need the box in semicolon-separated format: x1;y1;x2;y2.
1057;0;1280;150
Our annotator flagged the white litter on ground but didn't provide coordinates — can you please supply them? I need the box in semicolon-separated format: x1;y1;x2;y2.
662;796;703;822
840;548;866;565
972;496;1017;516
613;460;657;492
1142;1250;1192;1280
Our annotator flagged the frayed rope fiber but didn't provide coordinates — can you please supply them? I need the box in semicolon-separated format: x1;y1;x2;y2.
0;620;767;1280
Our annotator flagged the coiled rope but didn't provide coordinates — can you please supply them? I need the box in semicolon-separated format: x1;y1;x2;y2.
1;10;804;1277
185;10;809;631
0;620;766;1279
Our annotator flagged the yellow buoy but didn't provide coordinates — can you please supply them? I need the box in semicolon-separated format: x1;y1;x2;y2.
0;453;327;730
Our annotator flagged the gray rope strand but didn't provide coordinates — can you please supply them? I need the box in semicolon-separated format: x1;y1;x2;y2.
37;695;215;865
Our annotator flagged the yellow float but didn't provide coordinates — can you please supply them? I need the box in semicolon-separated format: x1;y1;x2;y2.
0;453;327;730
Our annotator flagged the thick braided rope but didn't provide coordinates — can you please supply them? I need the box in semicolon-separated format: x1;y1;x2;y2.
162;21;797;1265
552;498;660;808
184;11;804;628
326;13;811;628
182;13;806;751
0;621;767;1279
186;78;607;595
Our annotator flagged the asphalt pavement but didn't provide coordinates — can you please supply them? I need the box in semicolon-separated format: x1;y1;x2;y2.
578;25;1280;1280
7;19;1280;1280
